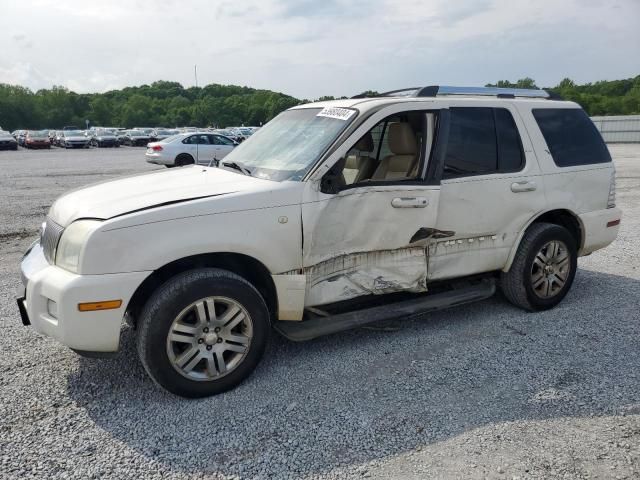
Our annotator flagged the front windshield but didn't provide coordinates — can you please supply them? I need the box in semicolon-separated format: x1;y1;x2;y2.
131;131;147;136
65;130;85;136
96;129;114;136
222;107;356;181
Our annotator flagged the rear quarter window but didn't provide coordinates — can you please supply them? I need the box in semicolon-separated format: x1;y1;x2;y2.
532;108;611;167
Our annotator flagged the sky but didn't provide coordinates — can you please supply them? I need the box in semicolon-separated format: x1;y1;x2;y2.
0;0;639;99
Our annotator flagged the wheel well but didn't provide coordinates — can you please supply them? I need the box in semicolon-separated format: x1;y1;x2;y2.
531;209;583;249
126;253;278;326
176;153;194;165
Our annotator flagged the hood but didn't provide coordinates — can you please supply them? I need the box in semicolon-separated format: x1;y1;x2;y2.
49;166;274;226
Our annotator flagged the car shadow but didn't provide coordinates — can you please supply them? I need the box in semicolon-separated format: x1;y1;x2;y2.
66;268;640;478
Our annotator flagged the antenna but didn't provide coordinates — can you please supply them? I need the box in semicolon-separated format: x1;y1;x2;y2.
194;65;198;88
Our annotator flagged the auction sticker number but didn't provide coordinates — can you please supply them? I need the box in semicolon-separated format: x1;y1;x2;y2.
317;107;356;121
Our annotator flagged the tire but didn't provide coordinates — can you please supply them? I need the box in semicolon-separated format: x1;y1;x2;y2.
136;268;270;398
175;153;195;167
500;222;577;312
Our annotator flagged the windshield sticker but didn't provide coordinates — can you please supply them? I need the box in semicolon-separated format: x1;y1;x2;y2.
316;107;355;121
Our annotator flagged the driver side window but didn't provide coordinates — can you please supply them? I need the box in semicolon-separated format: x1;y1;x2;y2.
332;110;438;189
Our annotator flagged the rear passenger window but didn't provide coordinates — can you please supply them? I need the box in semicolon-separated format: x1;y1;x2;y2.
444;107;524;178
445;108;497;176
532;108;611;167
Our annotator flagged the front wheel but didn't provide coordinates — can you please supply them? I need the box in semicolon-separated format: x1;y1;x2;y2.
136;268;270;398
501;222;577;312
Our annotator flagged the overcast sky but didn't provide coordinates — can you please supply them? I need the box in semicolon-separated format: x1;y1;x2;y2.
0;0;638;99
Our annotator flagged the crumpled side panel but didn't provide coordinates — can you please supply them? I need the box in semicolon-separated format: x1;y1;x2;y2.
303;247;427;307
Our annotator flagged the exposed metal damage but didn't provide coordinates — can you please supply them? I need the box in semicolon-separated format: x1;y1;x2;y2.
291;246;429;307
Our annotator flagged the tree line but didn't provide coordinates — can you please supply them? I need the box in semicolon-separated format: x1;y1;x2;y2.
0;81;300;131
486;76;640;116
1;76;638;132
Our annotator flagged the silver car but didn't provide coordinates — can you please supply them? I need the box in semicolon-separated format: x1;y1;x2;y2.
145;132;237;167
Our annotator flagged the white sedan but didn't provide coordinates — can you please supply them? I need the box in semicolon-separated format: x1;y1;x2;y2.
145;132;237;167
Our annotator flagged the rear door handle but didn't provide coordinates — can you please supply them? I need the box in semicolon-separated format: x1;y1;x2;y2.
391;197;428;208
511;181;537;193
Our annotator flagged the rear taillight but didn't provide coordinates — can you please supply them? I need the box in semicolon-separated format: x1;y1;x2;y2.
151;145;163;152
607;170;616;208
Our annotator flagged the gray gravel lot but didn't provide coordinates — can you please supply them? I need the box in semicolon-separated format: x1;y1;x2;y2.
0;145;639;480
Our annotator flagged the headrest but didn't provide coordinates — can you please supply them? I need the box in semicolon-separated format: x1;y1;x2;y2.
354;132;374;152
388;122;417;155
345;155;361;169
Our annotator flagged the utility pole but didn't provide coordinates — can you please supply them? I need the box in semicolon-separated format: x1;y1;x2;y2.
194;65;198;88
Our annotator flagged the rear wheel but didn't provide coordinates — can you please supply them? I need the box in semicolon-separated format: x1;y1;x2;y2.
137;268;270;398
500;223;577;312
175;153;195;167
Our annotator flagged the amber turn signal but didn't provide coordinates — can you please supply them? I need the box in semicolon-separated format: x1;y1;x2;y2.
78;300;123;312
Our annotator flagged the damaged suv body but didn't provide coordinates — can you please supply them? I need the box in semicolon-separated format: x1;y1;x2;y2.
18;86;621;397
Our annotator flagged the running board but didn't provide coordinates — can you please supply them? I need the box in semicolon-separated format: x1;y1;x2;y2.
274;280;495;342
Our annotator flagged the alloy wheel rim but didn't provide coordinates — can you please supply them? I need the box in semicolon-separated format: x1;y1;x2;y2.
166;296;253;381
530;240;571;299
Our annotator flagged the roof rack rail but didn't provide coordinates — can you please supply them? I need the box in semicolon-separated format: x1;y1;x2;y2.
352;85;563;100
415;85;553;99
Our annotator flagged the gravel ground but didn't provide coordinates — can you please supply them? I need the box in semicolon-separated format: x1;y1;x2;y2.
0;145;639;480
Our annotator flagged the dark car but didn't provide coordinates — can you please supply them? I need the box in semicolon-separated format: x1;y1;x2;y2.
123;130;151;146
24;130;52;149
91;128;119;148
0;131;18;150
149;128;178;142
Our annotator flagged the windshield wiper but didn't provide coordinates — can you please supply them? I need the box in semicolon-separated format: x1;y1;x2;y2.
221;161;252;176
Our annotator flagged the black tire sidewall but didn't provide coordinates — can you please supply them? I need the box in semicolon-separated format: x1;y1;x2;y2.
522;226;578;310
138;269;270;398
176;154;194;167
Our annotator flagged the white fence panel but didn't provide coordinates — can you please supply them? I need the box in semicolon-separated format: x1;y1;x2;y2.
591;115;640;143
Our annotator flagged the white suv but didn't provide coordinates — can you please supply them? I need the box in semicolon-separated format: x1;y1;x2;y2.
18;86;621;397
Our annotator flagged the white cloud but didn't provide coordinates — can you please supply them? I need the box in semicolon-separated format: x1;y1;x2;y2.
0;0;638;98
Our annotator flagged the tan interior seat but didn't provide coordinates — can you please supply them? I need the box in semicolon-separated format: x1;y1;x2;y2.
372;122;418;180
343;133;377;184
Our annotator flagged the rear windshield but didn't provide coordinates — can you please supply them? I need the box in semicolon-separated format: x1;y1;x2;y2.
532;108;611;167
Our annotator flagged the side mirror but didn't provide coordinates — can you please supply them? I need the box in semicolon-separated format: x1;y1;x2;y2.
320;157;346;194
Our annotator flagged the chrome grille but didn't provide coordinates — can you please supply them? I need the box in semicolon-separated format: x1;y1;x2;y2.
41;217;64;264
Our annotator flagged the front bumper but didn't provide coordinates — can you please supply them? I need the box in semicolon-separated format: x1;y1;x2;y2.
19;242;150;352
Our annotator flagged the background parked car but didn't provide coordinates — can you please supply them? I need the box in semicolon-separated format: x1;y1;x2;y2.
150;128;178;142
123;130;151;146
115;129;128;145
91;128;119;147
145;132;236;167
213;128;243;143
61;130;91;148
133;127;155;138
12;130;27;146
0;130;18;150
24;130;51;149
54;131;64;147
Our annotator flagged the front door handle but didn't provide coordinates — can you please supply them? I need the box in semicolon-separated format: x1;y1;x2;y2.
391;197;428;208
511;181;537;193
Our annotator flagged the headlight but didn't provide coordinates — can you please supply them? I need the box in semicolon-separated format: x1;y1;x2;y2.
55;220;102;273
